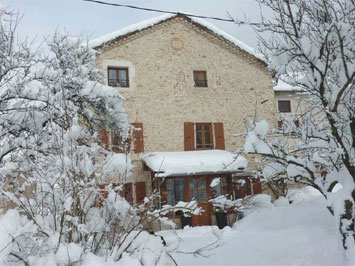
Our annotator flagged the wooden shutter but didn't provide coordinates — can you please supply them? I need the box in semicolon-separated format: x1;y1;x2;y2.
214;123;225;150
98;184;108;207
132;123;144;153
99;128;109;150
252;180;262;194
184;122;195;151
135;182;146;205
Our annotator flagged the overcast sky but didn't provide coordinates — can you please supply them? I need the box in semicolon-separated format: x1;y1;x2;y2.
1;0;272;50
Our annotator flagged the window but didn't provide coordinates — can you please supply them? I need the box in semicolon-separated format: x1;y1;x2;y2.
189;178;207;202
210;177;228;198
108;67;129;87
232;177;253;199
99;123;143;153
124;183;132;203
278;100;291;113
278;120;283;129
196;123;214;149
193;71;208;87
166;178;185;206
111;132;131;153
233;179;248;199
278;119;299;128
184;122;224;151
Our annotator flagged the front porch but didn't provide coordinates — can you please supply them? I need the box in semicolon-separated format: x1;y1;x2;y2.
142;150;262;229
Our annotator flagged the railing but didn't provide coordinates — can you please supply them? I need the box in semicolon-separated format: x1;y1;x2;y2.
108;79;129;88
194;80;208;87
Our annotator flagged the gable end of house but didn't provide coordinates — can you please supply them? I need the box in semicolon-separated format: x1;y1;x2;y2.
91;14;268;72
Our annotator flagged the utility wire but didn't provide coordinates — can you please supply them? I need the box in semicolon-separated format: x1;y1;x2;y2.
82;0;262;25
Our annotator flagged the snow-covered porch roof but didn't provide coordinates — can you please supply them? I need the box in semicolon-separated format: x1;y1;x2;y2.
141;150;248;178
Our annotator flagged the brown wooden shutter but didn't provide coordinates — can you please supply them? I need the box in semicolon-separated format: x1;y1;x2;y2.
132;123;144;153
214;122;225;150
135;182;146;205
184;122;195;151
252;180;262;194
99;128;109;150
98;184;108;207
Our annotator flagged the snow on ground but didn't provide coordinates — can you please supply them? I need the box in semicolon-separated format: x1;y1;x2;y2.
0;187;346;265
158;190;344;266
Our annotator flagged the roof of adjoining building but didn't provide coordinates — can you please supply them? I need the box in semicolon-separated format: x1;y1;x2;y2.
89;13;266;64
142;150;248;177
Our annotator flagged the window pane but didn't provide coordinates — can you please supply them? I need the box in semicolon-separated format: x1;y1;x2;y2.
198;179;206;190
174;179;184;203
124;184;131;202
118;69;128;87
204;128;211;145
242;183;248;196
198;190;207;202
189;179;197;190
108;69;117;85
190;190;197;201
166;179;174;206
196;131;202;147
211;178;222;198
113;134;120;145
118;69;126;80
234;189;241;199
193;71;198;81
167;179;184;205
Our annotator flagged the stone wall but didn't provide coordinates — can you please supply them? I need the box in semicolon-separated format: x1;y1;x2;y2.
95;16;277;197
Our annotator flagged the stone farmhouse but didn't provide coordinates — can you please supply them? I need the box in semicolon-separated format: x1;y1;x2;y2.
90;13;277;229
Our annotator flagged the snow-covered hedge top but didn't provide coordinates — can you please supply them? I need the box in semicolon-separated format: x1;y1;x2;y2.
89;14;264;62
141;150;248;177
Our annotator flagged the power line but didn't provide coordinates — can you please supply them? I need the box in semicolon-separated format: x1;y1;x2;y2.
82;0;260;25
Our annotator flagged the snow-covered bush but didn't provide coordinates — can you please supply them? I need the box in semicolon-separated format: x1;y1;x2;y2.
0;8;197;265
0;8;201;264
239;0;355;260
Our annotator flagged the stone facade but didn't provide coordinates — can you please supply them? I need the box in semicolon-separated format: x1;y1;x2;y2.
94;15;277;203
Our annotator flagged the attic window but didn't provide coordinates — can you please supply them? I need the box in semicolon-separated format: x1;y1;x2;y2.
108;67;129;87
193;71;208;87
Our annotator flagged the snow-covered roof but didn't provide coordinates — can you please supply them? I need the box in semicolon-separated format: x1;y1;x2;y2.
89;13;265;62
141;150;248;177
273;79;303;92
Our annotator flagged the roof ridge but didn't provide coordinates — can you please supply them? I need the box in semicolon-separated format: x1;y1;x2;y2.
89;13;266;63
